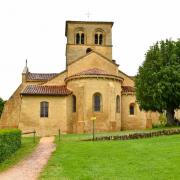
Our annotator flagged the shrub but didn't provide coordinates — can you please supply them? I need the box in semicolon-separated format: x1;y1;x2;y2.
0;97;5;117
159;113;167;126
0;129;21;163
152;123;162;128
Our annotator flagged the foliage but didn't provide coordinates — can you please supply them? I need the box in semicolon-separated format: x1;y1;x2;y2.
0;129;21;163
135;39;180;125
152;113;167;128
0;137;39;172
152;122;162;128
40;132;180;180
159;113;167;126
0;97;5;117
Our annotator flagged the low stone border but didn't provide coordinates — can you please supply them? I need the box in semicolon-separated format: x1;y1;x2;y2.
84;128;180;141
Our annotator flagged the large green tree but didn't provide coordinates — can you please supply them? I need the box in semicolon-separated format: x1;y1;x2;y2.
135;39;180;125
0;97;5;117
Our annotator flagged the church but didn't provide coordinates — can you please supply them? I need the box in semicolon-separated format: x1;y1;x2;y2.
0;21;160;136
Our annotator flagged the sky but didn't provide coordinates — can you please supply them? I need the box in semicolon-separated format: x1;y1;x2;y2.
0;0;180;100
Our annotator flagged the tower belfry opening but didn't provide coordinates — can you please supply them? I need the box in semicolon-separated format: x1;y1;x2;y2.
65;21;113;65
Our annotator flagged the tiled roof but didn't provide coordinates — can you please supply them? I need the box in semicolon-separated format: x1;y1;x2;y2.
21;85;72;96
27;73;58;81
122;86;135;93
74;68;110;76
65;68;124;82
69;68;119;77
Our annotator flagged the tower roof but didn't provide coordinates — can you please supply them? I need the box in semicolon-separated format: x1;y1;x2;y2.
22;59;29;74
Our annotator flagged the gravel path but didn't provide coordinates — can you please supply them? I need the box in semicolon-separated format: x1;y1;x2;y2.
0;136;56;180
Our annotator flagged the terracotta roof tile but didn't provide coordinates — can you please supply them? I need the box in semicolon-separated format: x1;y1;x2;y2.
65;68;124;82
122;86;135;93
69;68;118;77
75;68;109;76
27;73;58;81
21;85;72;96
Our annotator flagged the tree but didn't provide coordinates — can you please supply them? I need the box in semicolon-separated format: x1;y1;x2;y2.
0;97;5;117
135;39;180;126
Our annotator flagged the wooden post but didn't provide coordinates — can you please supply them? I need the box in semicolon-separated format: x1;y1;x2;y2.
33;130;36;143
58;129;60;141
93;120;95;141
91;116;96;141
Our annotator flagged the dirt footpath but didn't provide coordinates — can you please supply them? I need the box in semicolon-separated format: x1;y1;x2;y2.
0;136;56;180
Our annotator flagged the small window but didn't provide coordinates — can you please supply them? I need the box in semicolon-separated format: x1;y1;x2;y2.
81;33;84;44
75;30;85;44
93;93;102;112
86;48;92;54
72;95;76;112
76;33;80;44
129;103;135;115
99;34;103;45
40;101;49;117
94;30;104;45
116;95;120;113
94;34;98;44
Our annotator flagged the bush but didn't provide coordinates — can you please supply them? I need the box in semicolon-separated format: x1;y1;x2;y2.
152;113;167;128
152;123;162;128
0;129;21;163
0;97;5;117
159;113;167;126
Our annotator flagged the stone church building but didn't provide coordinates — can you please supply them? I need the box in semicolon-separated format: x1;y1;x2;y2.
0;21;161;136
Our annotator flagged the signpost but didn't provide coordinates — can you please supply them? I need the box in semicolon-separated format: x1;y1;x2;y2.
91;116;96;141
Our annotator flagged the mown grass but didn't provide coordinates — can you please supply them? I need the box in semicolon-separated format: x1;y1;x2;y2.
40;129;180;180
0;137;39;172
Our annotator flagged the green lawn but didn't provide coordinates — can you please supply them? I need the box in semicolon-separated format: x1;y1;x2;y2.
40;131;180;180
0;137;39;172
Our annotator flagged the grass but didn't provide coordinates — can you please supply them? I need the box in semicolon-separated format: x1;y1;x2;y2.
0;136;39;172
40;129;180;180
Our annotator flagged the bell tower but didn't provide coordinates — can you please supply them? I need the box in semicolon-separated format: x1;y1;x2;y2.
65;21;114;66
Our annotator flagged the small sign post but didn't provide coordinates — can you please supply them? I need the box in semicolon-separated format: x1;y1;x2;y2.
91;116;96;141
58;129;61;141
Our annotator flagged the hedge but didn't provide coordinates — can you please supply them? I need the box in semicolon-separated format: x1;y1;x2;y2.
0;129;21;163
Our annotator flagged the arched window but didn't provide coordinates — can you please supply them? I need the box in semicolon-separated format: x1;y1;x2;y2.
99;34;103;45
93;93;102;112
86;48;92;54
72;95;76;112
40;101;49;117
95;34;98;44
129;103;135;115
116;95;120;113
75;29;85;44
94;30;104;45
81;33;84;44
76;33;80;44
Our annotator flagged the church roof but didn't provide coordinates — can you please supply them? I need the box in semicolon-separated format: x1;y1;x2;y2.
27;73;59;81
67;68;119;78
65;68;124;82
21;85;72;96
73;68;110;76
122;86;135;93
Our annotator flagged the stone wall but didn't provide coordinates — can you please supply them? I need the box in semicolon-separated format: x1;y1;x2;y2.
67;52;118;76
66;22;113;64
0;84;24;128
67;78;122;133
121;93;147;130
19;96;68;136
